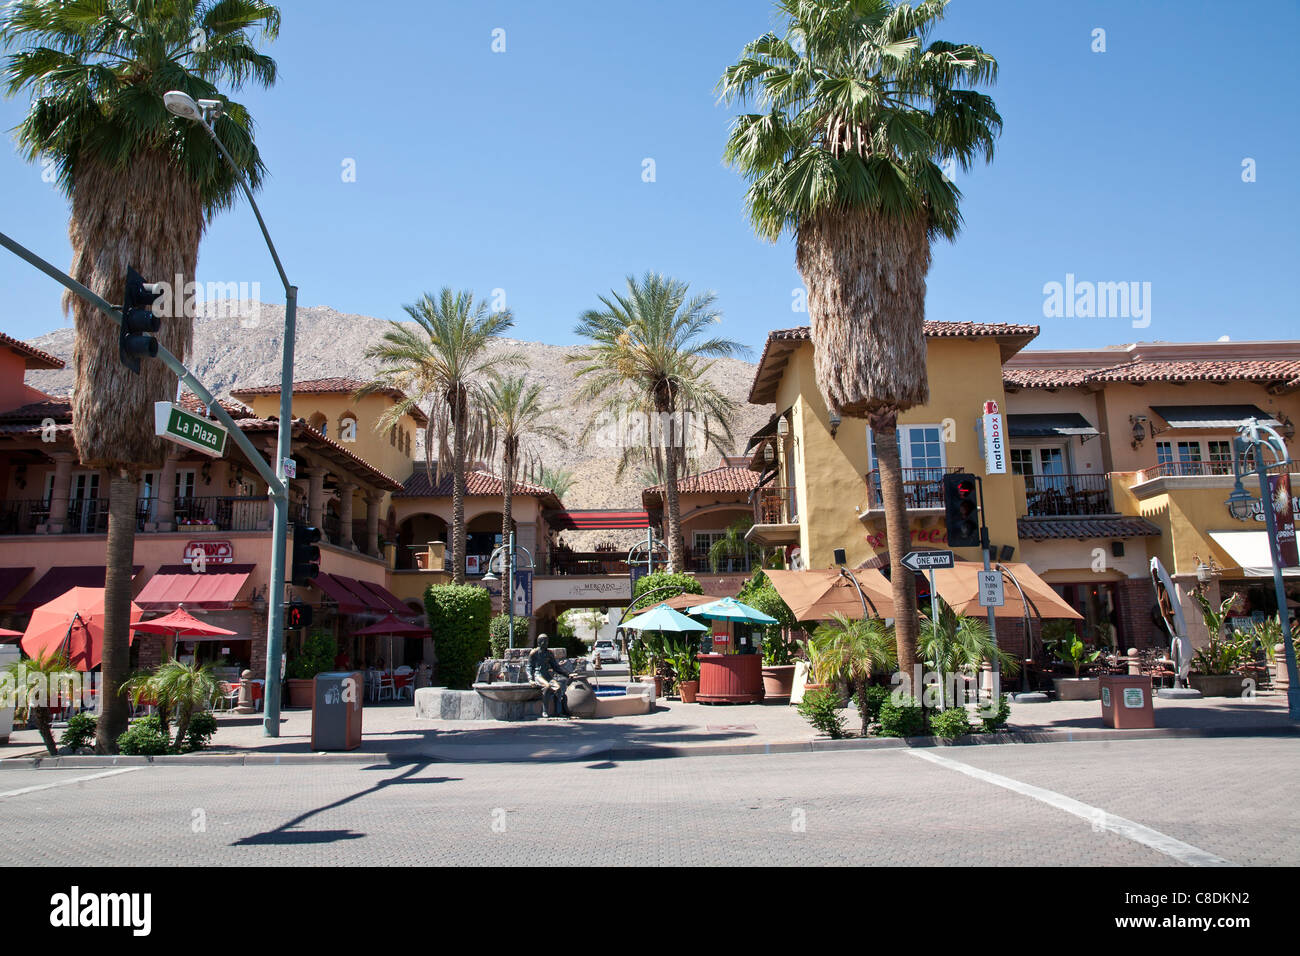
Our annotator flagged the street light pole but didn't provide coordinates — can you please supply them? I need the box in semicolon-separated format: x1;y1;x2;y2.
164;92;296;736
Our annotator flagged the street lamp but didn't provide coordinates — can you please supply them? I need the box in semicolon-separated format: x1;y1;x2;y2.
1226;418;1299;719
166;90;298;737
484;532;534;649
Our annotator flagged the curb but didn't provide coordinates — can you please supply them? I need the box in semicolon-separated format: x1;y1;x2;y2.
2;723;1296;768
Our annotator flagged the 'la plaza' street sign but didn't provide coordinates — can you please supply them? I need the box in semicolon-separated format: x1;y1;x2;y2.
154;401;228;457
900;549;955;572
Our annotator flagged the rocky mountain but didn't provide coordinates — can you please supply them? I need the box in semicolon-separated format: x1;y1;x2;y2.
25;301;772;540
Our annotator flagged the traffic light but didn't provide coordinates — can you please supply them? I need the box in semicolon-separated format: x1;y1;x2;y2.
943;472;981;548
287;600;313;630
291;522;321;586
119;266;163;373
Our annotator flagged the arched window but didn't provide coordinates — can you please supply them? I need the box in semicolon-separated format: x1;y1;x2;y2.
338;414;358;444
308;412;327;437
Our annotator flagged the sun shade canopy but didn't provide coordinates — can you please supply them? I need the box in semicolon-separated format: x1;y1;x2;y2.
1150;404;1280;430
133;565;253;611
1006;413;1099;438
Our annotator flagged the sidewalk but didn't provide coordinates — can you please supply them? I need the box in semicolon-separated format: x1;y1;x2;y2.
3;691;1296;765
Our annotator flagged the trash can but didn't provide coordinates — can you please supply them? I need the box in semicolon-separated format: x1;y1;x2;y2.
1100;674;1155;729
311;671;363;751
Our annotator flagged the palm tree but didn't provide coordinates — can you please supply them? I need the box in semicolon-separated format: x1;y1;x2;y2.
2;0;281;752
719;0;1001;688
3;650;72;755
360;289;521;584
707;518;756;573
569;272;746;571
482;374;562;594
534;466;575;501
805;612;896;694
123;659;218;748
919;595;1018;707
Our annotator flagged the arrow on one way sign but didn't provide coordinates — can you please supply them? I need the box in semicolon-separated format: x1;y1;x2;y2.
900;550;955;572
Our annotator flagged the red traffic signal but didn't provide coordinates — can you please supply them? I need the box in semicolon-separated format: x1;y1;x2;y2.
942;472;981;548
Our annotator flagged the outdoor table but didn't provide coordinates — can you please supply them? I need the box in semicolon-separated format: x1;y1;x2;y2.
696;653;764;704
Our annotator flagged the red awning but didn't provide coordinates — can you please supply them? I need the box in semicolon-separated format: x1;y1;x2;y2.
16;566;143;611
332;575;390;614
312;573;367;615
354;579;415;617
134;565;253;611
547;509;652;530
0;566;33;603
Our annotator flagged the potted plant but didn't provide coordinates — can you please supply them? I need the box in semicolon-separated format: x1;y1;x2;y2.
1050;633;1102;700
285;631;337;707
736;570;800;698
1187;593;1250;697
666;638;700;703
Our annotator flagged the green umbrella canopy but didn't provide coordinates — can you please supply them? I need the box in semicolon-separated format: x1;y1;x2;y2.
688;597;779;625
622;603;709;633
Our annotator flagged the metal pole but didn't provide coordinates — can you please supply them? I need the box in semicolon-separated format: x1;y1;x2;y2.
263;285;295;736
1254;456;1300;719
976;477;999;701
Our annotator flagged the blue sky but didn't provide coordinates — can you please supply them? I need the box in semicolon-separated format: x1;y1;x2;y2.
2;0;1297;356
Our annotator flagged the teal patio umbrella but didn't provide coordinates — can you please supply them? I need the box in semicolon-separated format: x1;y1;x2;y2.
622;603;709;632
687;597;778;625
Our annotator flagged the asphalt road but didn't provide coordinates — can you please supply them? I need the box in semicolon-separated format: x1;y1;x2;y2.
1;737;1295;866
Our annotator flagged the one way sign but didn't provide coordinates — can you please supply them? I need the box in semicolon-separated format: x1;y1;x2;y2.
900;550;955;572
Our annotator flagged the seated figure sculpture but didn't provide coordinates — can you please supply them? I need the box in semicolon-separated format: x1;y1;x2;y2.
527;633;569;718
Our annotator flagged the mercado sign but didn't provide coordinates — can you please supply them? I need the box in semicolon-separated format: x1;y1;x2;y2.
154;401;227;457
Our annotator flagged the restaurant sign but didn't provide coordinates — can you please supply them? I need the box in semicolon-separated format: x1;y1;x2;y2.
184;539;234;571
981;400;1007;475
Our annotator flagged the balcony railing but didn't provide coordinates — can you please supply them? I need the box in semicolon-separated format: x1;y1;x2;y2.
689;547;757;574
1024;473;1114;516
0;496;272;535
546;551;631;576
1138;460;1235;481
865;467;961;511
753;486;796;525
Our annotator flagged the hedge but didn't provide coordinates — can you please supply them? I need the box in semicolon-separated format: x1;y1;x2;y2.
489;614;531;658
425;584;492;689
632;571;702;611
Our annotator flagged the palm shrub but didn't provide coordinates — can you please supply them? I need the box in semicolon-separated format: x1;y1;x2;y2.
797;686;847;739
60;712;98;751
2;0;281;753
4;650;72;755
805;613;896;697
720;0;1001;689
855;684;892;735
151;660;217;750
426;584;491;688
920;595;1019;706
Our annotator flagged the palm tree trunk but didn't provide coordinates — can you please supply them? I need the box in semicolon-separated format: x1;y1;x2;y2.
873;413;920;695
451;409;467;586
34;708;57;756
502;443;514;617
96;471;137;753
663;443;684;573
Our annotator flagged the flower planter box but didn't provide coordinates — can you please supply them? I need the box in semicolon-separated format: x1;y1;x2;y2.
1188;673;1248;697
761;664;796;700
286;678;315;709
1053;677;1100;701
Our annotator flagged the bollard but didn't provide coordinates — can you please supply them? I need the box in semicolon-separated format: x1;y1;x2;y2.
980;660;994;702
234;669;256;714
1274;644;1289;695
1127;647;1140;676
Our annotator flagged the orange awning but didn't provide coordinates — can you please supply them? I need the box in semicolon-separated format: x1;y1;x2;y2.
764;569;897;620
133;565;253;611
927;561;1083;620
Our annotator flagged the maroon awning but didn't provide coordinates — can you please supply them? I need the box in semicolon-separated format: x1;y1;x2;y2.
354;579;414;616
546;509;652;530
17;566;143;611
332;575;389;615
0;566;34;603
312;573;367;615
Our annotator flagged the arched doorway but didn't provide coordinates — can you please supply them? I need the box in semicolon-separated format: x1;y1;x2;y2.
396;513;448;570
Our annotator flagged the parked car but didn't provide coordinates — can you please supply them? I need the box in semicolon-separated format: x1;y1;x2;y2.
592;640;621;663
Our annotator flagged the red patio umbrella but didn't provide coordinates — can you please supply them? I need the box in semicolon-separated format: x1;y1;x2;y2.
21;586;143;671
132;604;239;642
351;614;431;672
0;626;23;640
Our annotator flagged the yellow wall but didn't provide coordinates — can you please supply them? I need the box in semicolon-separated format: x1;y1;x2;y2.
774;338;1019;569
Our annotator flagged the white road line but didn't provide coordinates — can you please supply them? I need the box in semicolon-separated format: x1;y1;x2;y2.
908;749;1236;867
0;767;142;799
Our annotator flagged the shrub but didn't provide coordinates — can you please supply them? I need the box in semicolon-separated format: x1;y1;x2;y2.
286;630;337;680
929;706;973;739
797;686;847;739
980;693;1012;733
185;711;218;752
632;571;702;610
489;614;531;658
855;684;892;735
60;713;98;751
737;570;798;661
878;694;925;738
117;714;171;756
426;584;492;689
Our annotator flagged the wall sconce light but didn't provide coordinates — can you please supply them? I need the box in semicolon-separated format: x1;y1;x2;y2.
828;410;842;438
1129;414;1148;450
763;442;774;464
1276;414;1296;441
776;417;790;438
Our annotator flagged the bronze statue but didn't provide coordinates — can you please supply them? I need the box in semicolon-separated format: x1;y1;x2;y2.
527;633;569;718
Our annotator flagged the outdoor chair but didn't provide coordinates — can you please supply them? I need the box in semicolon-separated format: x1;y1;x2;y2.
214;682;240;712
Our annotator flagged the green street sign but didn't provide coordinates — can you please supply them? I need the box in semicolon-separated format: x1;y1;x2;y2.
154;401;228;458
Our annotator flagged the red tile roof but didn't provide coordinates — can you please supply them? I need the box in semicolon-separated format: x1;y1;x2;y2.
750;322;1040;404
396;468;562;509
0;398;72;421
1017;516;1162;540
1006;359;1300;391
178;391;253;419
0;332;65;370
230;377;429;425
641;464;759;508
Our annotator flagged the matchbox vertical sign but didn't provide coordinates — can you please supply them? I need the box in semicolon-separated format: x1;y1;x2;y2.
1269;474;1298;567
982;401;1006;475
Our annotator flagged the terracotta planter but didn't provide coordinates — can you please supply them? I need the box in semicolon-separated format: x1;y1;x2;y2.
286;678;315;709
761;664;796;699
1188;673;1248;697
1053;677;1100;701
678;680;699;703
